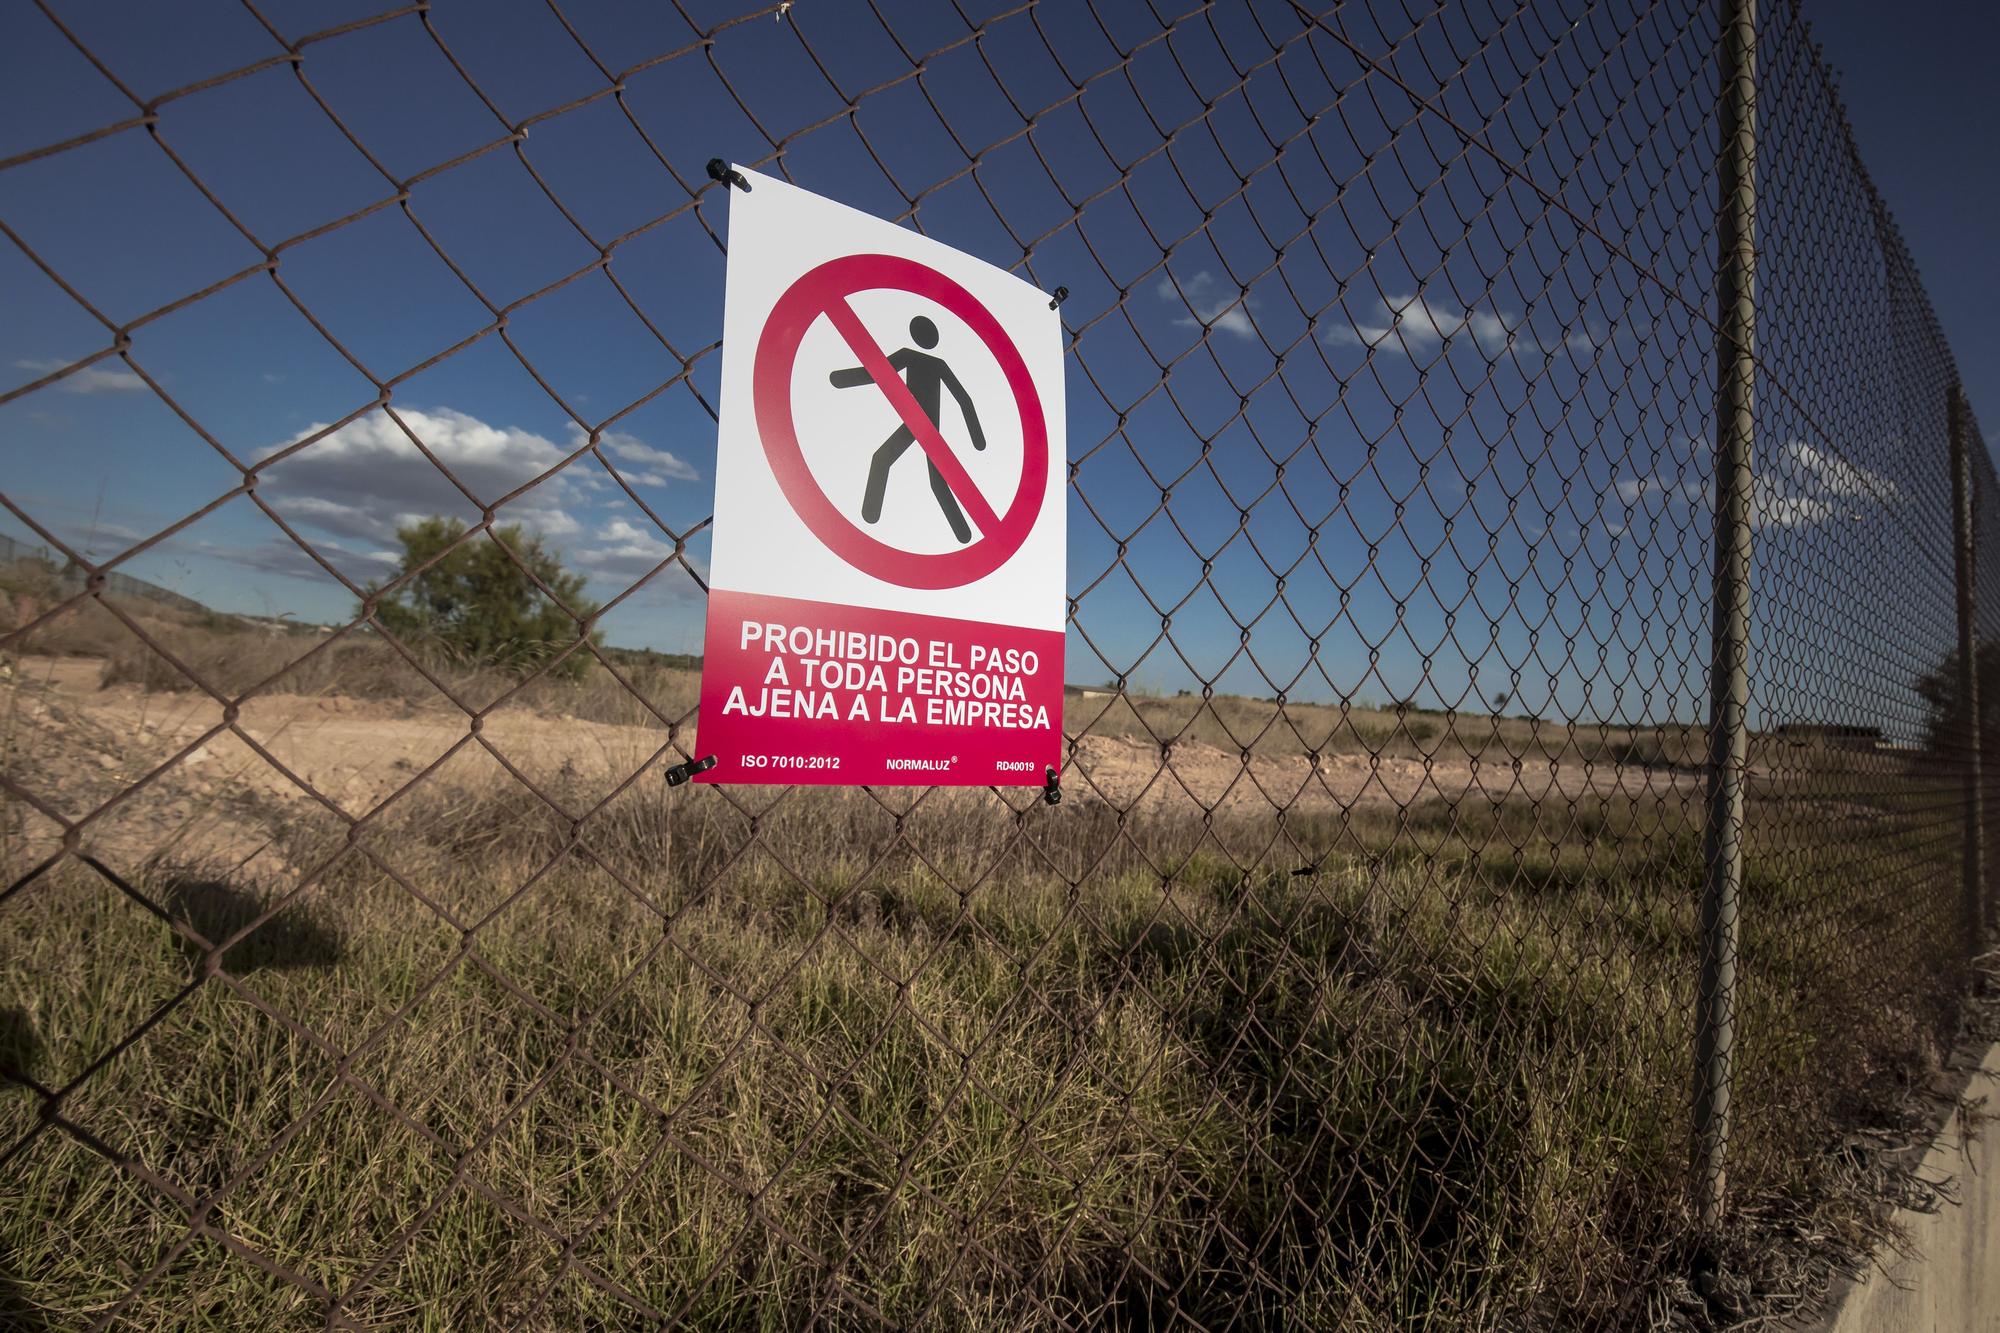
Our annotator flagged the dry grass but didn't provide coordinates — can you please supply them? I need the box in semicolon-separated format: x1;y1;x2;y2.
0;757;1969;1329
0;560;1974;1326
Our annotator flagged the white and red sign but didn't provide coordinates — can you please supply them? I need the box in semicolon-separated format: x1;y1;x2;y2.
694;168;1066;787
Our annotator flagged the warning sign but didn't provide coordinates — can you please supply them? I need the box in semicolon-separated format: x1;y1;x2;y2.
694;168;1066;787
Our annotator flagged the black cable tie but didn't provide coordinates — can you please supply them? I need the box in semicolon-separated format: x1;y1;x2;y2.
1042;767;1062;806
1048;285;1069;310
665;755;718;787
706;159;751;191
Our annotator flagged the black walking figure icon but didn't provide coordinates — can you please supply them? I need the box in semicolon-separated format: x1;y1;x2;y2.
829;315;987;543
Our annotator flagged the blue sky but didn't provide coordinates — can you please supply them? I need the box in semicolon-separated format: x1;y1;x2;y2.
0;0;1981;732
1806;2;1999;436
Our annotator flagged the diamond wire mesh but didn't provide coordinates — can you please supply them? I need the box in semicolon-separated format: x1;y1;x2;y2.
0;0;1991;1327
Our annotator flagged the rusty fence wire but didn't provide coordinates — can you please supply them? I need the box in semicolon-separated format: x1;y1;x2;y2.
1;0;1994;1327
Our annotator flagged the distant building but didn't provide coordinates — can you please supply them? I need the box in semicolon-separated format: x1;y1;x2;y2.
1772;722;1890;752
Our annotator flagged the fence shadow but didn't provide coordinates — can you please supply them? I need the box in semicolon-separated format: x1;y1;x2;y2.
1;1011;51;1330
162;879;344;974
0;1006;38;1088
0;1265;51;1333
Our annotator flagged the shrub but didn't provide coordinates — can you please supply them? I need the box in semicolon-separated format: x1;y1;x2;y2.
368;516;601;679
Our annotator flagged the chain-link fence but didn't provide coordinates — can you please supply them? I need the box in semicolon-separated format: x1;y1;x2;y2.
2;0;1993;1327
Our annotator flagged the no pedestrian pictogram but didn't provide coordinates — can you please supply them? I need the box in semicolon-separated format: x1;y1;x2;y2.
753;252;1049;591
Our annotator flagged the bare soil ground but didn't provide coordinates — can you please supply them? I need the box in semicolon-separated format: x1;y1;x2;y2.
2;652;1699;876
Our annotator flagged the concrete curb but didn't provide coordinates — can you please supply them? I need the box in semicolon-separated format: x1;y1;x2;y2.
1815;1039;2000;1333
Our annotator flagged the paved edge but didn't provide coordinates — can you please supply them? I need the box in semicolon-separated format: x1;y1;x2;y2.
1813;1037;2000;1333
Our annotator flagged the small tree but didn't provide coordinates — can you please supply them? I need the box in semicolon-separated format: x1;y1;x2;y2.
1914;641;2000;767
367;516;600;678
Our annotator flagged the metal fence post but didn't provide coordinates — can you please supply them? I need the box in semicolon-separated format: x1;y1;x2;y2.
1950;386;1985;951
1692;0;1758;1235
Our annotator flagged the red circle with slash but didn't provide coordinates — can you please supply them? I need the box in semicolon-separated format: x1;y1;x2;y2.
751;253;1049;590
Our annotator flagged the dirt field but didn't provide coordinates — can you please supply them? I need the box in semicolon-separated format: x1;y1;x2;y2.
2;650;1699;878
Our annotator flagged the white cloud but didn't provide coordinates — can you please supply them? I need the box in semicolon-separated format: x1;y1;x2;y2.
571;518;706;599
1787;440;1890;501
264;494;424;541
1746;440;1897;529
1754;493;1836;529
1157;271;1257;339
1616;474;1706;507
1324;293;1521;355
1324;294;1607;359
224;406;704;594
591;430;700;488
257;407;594;545
169;534;397;584
14;356;147;395
86;521;145;548
1564;322;1606;352
7;516;149;561
1614;439;1896;533
573;518;678;577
